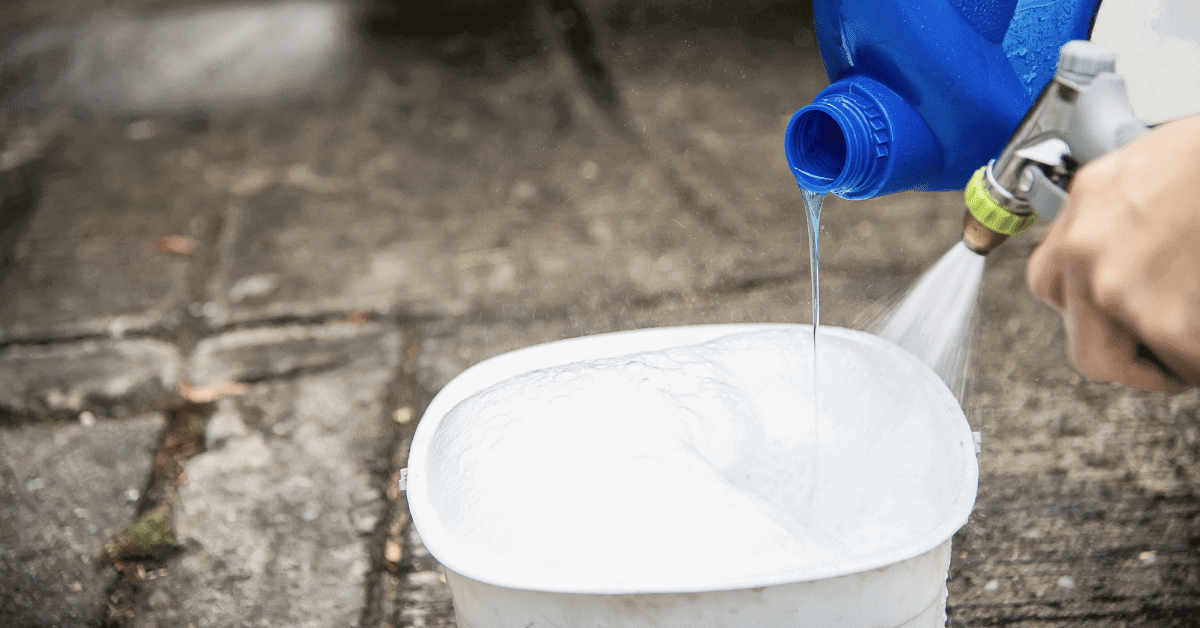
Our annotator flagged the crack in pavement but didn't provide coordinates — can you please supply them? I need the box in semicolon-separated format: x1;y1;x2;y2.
360;324;432;628
99;402;209;627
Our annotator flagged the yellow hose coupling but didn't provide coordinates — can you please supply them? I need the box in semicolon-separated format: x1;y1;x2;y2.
964;167;1038;235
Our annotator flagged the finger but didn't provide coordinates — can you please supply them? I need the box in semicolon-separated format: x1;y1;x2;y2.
1026;244;1066;311
1089;247;1200;390
1137;341;1200;391
1026;198;1074;312
1062;275;1187;392
1129;358;1193;394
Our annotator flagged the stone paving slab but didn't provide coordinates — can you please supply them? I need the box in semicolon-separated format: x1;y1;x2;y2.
187;321;400;386
0;119;209;343
0;413;165;627
128;323;401;628
0;145;41;284
951;472;1200;625
201;58;720;325
0;338;181;420
1;2;357;116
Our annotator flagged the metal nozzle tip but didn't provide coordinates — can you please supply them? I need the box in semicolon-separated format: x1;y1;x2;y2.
962;210;1009;255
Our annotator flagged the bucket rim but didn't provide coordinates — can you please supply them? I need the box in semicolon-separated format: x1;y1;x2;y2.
406;323;979;594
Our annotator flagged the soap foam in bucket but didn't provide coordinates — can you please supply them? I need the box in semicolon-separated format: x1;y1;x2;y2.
407;324;977;628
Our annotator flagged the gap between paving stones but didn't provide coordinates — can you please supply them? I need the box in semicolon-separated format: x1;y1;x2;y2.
101;403;208;626
361;324;434;628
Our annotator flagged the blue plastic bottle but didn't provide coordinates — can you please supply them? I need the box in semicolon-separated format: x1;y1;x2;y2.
785;0;1102;199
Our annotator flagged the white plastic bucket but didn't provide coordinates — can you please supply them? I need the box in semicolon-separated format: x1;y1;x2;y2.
406;324;978;628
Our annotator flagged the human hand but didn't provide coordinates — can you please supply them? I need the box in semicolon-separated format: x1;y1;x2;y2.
1026;115;1200;392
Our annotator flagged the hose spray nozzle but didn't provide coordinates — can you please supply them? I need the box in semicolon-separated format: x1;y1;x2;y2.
961;40;1144;255
962;166;1039;254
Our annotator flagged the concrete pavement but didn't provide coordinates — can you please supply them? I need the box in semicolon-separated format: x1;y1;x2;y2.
1;1;1197;626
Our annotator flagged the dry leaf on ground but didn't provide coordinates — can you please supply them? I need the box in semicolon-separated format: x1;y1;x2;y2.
178;380;248;403
147;235;197;256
